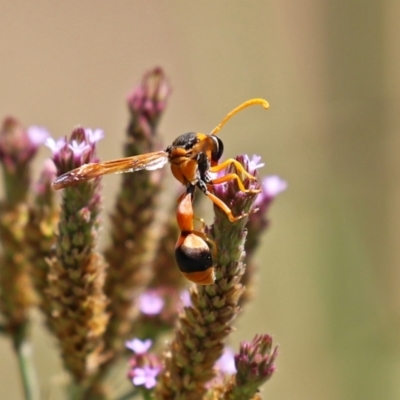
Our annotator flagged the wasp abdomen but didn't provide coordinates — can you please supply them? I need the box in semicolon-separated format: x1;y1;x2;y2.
175;233;212;272
175;232;215;285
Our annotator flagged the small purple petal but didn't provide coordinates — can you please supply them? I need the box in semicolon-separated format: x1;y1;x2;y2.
132;374;146;386
85;128;104;144
34;159;57;196
68;140;91;158
180;290;192;307
216;347;237;374
139;291;165;315
261;175;287;197
27;126;50;146
45;137;66;154
131;366;160;389
247;154;265;173
254;175;287;208
125;338;152;354
42;158;57;175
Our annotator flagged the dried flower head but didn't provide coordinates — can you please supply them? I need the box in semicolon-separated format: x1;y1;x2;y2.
212;335;277;400
0;118;48;173
0;118;47;333
234;335;277;389
100;67;171;370
127;66;171;134
26;159;59;308
44;127;108;384
156;155;261;400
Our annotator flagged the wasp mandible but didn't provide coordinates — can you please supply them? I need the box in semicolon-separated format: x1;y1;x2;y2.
52;98;269;222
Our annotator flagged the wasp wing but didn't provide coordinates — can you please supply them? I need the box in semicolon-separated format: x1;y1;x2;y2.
52;150;169;190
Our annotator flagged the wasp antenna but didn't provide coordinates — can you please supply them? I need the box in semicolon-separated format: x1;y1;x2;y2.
210;98;269;136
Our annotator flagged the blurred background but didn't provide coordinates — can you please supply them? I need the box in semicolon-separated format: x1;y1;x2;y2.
0;1;399;399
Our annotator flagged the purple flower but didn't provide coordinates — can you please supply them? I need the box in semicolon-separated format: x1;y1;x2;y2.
253;175;287;212
209;154;263;182
46;126;103;174
246;154;265;175
255;175;287;206
27;126;50;147
85;128;104;144
139;291;165;316
45;136;67;155
235;334;277;385
68;140;91;159
126;338;152;354
244;173;287;261
0;117;49;172
131;366;161;389
211;154;261;212
215;347;236;374
180;290;192;308
34;159;57;197
127;67;170;114
126;67;171;134
249;174;287;231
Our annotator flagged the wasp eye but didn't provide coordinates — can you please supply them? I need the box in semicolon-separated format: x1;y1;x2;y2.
211;136;224;162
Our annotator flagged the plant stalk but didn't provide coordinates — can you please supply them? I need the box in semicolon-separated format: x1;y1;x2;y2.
13;322;38;400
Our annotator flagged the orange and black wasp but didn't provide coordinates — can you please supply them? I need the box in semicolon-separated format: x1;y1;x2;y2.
52;98;269;223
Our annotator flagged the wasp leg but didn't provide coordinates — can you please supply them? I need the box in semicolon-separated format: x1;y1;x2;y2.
205;191;256;222
211;173;259;194
193;216;206;230
210;158;257;181
209;159;261;194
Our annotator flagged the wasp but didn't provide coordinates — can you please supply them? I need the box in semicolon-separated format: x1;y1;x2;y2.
52;98;269;222
175;189;216;285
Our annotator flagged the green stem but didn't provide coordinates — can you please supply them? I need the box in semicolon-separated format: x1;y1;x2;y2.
142;390;152;400
2;167;30;205
13;322;38;400
116;389;139;400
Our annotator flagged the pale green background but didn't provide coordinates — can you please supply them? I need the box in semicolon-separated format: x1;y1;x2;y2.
0;1;399;399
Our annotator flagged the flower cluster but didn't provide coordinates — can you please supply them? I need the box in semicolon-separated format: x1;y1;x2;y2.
127;66;171;135
99;68;172;377
240;154;287;306
126;339;161;390
0;67;286;400
42;126;109;385
233;335;278;395
0;119;49;174
46;127;103;171
0;118;49;334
